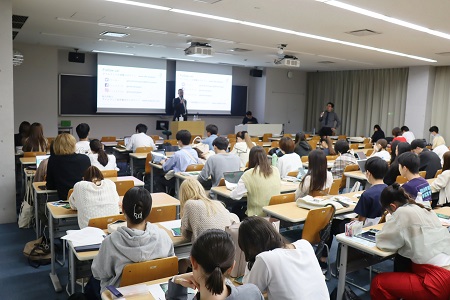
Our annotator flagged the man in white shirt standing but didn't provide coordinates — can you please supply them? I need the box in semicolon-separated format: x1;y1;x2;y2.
75;123;91;154
401;126;415;144
126;123;155;152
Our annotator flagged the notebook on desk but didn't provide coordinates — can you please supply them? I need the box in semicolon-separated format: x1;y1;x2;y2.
36;155;50;168
223;171;244;190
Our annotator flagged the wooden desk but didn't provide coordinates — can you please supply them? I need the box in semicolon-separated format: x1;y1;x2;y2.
211;180;298;200
32;182;58;239
101;141;118;147
129;152;175;178
108;176;145;187
263;192;361;223
343;170;366;190
19;157;36;165
102;276;172;300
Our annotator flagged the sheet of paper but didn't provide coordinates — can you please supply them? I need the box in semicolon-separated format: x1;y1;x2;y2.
61;226;106;247
117;283;149;297
148;283;166;300
159;219;182;231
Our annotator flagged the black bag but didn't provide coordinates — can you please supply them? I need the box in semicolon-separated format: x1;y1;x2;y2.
23;237;51;268
158;143;179;152
330;285;361;300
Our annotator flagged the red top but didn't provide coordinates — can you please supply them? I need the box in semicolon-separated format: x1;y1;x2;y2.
392;136;407;143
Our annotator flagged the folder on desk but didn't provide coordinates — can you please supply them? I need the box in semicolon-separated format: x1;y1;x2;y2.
74;244;101;252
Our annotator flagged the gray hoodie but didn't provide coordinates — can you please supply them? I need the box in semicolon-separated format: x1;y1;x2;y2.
92;222;175;292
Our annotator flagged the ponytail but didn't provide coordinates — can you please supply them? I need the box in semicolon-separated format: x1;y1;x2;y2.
380;183;431;211
205;266;225;295
90;139;109;167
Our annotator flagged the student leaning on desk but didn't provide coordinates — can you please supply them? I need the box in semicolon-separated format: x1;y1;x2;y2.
370;184;450;300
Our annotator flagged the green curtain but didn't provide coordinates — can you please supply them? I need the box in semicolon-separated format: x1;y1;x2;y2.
431;66;450;144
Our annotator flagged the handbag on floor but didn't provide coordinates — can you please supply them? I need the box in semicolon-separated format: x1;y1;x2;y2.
23;236;51;268
18;175;34;228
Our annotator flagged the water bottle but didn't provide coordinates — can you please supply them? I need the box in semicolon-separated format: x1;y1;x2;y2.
296;166;305;181
271;153;278;166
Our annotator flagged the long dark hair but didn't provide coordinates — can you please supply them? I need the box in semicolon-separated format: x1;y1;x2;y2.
390;140;400;164
238;216;286;271
301;150;327;192
248;146;272;178
90;139;109;167
191;229;235;295
294;132;311;150
380;183;430;211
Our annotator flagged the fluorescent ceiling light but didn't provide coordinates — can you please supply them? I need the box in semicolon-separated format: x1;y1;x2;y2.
99;31;129;37
103;0;436;62
319;0;450;40
104;0;170;10
92;50;134;55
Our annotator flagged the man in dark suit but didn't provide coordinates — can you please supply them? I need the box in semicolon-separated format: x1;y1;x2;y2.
173;89;187;121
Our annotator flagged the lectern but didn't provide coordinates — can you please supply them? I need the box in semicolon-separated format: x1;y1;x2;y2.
170;121;205;137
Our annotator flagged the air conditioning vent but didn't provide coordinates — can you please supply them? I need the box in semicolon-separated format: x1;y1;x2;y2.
12;15;28;29
346;29;381;37
317;61;335;64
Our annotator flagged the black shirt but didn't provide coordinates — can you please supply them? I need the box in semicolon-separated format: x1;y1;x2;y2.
419;149;441;179
242;116;258;124
371;130;385;144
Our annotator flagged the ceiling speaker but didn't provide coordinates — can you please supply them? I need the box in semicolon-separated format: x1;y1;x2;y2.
68;52;85;63
250;69;263;77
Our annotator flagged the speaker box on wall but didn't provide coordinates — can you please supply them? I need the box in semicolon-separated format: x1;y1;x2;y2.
249;69;263;77
68;52;85;63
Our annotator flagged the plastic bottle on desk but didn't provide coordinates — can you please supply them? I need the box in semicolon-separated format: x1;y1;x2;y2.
271;153;278;166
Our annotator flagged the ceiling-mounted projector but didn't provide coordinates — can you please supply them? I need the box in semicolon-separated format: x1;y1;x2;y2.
274;55;300;68
184;42;214;58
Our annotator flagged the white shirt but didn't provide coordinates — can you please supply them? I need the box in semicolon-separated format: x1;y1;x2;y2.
69;179;120;229
76;140;91;154
371;149;391;161
295;171;333;199
433;144;449;165
276;152;302;178
88;153;119;171
230;141;255;168
126;132;155;152
402;131;415;144
243;239;329;300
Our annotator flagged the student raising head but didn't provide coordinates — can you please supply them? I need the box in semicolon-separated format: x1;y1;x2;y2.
179;178;239;241
69;166;120;228
238;217;329;300
88;139;119;171
90;187;174;296
166;229;263;300
370;184;450;300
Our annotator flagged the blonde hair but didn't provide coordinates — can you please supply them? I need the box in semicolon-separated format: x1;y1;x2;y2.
179;178;217;217
54;133;76;155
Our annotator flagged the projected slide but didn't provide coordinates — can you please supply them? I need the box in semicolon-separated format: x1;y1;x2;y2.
176;71;232;114
97;65;166;113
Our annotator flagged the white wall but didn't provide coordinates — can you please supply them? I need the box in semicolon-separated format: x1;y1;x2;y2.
247;71;267;124
0;0;16;224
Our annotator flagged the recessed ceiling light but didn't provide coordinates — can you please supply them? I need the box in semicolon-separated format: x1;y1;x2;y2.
100;31;129;38
92;50;134;56
104;0;170;10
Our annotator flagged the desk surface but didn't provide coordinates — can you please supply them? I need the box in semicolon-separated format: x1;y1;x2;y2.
102;276;172;300
102;142;118;147
130;152;175;159
211;180;298;199
47;202;78;219
263;191;361;223
344;170;366;181
19;157;36;165
304;161;335;169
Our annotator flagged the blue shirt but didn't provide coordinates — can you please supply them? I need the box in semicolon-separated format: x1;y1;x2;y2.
203;134;218;151
354;183;387;219
402;177;432;202
162;146;199;173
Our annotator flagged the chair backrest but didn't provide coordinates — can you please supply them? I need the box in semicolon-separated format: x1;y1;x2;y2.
115;180;134;196
117;140;125;146
287;171;298;177
227;133;235;139
302;205;335;245
135;146;153;153
269;193;295;205
150;135;160;141
185;164;204;171
339;164;360;190
419;171;426;178
67;188;74;200
301;156;308;163
229;142;236;151
364;143;372;149
250;137;259;142
262;133;272;142
311;135;320;141
46;137;55;145
164;139;178;146
23;151;46;157
366;149;374;156
329;178;341;195
146;206;177;223
271;141;279;148
435;169;443;178
337;135;347;140
349;144;359;150
304;134;311;139
101;136;116;142
396;175;408;184
88;214;125;229
218;178;225;186
102;170;118;178
307;140;317;150
255;141;263;147
120;256;178;287
326;155;338;160
363;138;370;144
145;152;152;174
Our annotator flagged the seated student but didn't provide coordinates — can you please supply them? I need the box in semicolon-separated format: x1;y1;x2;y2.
401;126;415;144
69;166;120;229
398;152;432;207
34;141;54;182
22;122;48;153
46;133;91;200
197;137;240;194
75;123;91;154
166;229;263;300
383;141;410;185
430;151;450;206
318;136;336;156
331;139;357;179
391;127;407;143
371;124;385;144
89;187;174;297
126;123;155;152
179;178;239;241
276;137;302;178
429;125;445;149
156;130;198;194
293;132;312;157
88;139;118;171
370;184;450;300
238;217;329;300
202;124;218;151
230;146;280;217
410;139;441;179
295;150;333;199
369;138;391;161
14;120;30;148
230;131;255;168
242;111;258;124
431;135;448;165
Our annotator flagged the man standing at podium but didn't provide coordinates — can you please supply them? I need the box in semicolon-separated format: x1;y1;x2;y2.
173;89;188;121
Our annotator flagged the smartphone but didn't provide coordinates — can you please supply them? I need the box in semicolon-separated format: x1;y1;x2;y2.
356;230;376;243
106;285;123;298
437;213;450;220
171;227;181;237
234;276;243;285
